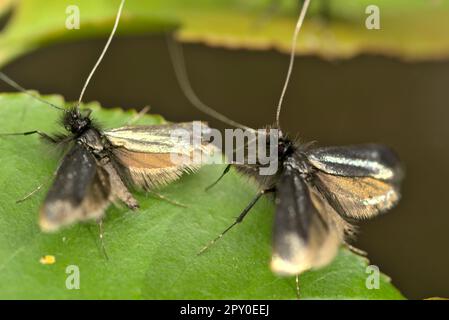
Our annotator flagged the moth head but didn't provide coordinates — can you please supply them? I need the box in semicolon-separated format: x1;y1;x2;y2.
63;107;92;134
278;131;294;159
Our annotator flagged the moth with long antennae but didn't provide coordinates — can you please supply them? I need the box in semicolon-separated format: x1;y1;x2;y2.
0;0;214;233
168;0;403;280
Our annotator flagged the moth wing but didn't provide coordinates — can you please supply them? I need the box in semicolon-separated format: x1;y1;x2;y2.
307;144;403;183
39;143;111;232
104;122;213;154
271;159;341;276
105;122;215;189
313;173;400;220
307;144;403;220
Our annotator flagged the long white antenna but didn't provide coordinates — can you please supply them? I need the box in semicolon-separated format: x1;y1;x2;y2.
166;35;254;131
77;0;125;108
0;72;66;111
275;0;311;127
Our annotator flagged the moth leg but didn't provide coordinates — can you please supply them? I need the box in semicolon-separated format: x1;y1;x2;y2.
84;109;93;117
16;166;60;204
15;135;77;204
16;183;45;204
345;243;367;257
198;188;275;255
148;190;187;208
296;274;300;300
97;219;109;261
205;164;231;191
0;130;57;143
125;106;151;125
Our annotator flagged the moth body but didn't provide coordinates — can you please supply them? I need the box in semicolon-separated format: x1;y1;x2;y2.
39;107;213;232
232;131;403;275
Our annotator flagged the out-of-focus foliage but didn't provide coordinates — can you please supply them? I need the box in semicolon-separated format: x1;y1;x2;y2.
0;0;447;67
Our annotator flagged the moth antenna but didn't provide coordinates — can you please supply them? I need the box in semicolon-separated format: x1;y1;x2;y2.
0;72;66;111
166;34;255;132
275;0;311;127
148;190;188;208
126;105;151;125
77;0;125;108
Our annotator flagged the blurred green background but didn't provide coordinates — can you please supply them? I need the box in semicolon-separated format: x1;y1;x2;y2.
0;0;448;299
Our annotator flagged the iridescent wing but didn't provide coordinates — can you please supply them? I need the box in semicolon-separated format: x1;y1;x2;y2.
104;122;215;189
307;144;403;220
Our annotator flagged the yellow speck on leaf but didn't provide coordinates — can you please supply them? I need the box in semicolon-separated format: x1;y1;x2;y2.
39;255;56;265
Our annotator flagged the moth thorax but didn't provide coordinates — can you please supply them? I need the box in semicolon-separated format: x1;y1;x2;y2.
79;129;104;152
285;152;312;175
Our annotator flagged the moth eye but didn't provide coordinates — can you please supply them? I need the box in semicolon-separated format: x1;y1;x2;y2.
278;144;284;153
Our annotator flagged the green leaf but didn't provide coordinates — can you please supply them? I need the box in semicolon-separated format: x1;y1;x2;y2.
0;0;177;67
166;0;449;61
0;0;449;67
0;93;404;299
178;0;449;61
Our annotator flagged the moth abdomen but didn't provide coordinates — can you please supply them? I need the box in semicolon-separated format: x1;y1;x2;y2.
99;158;139;210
